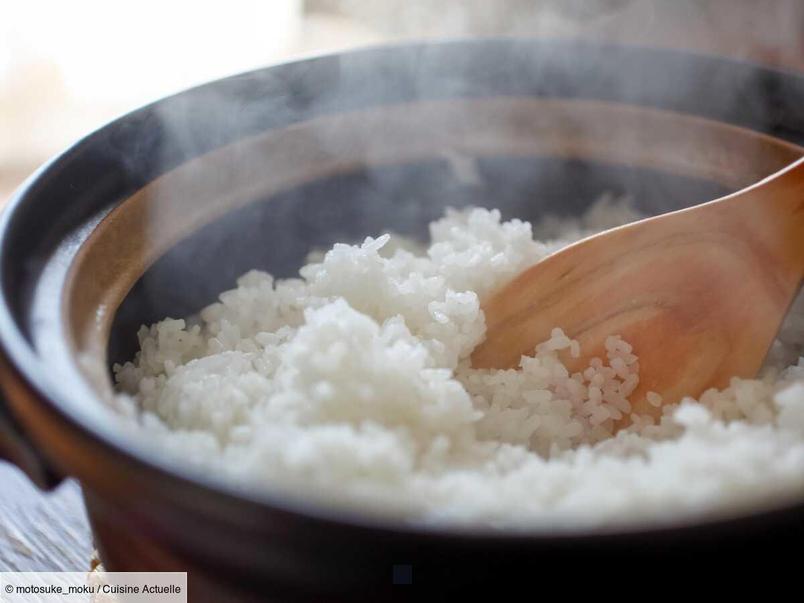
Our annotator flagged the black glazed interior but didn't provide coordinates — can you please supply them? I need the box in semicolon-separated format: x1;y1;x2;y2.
108;157;730;367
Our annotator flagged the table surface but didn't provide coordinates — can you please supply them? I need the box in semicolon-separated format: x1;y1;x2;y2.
0;467;92;571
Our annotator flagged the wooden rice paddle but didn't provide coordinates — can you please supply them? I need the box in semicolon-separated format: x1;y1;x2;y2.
472;157;804;419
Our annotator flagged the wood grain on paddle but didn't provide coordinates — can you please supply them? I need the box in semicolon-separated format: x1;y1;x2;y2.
473;157;804;418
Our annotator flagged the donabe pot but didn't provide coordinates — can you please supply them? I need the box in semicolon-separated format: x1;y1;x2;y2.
1;40;804;599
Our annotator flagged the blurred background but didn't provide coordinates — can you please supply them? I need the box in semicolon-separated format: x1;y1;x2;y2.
2;0;803;203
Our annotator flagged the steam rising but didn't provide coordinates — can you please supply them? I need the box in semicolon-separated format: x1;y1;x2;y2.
106;3;804;363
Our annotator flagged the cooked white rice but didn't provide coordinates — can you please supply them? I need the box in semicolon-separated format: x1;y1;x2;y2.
113;197;804;529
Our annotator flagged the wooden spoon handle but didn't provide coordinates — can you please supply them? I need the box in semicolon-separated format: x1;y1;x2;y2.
727;155;804;274
472;154;804;421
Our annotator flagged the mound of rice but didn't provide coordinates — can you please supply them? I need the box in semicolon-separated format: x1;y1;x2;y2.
114;198;804;528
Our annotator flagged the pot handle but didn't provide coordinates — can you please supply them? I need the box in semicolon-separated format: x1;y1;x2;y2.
0;361;63;490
